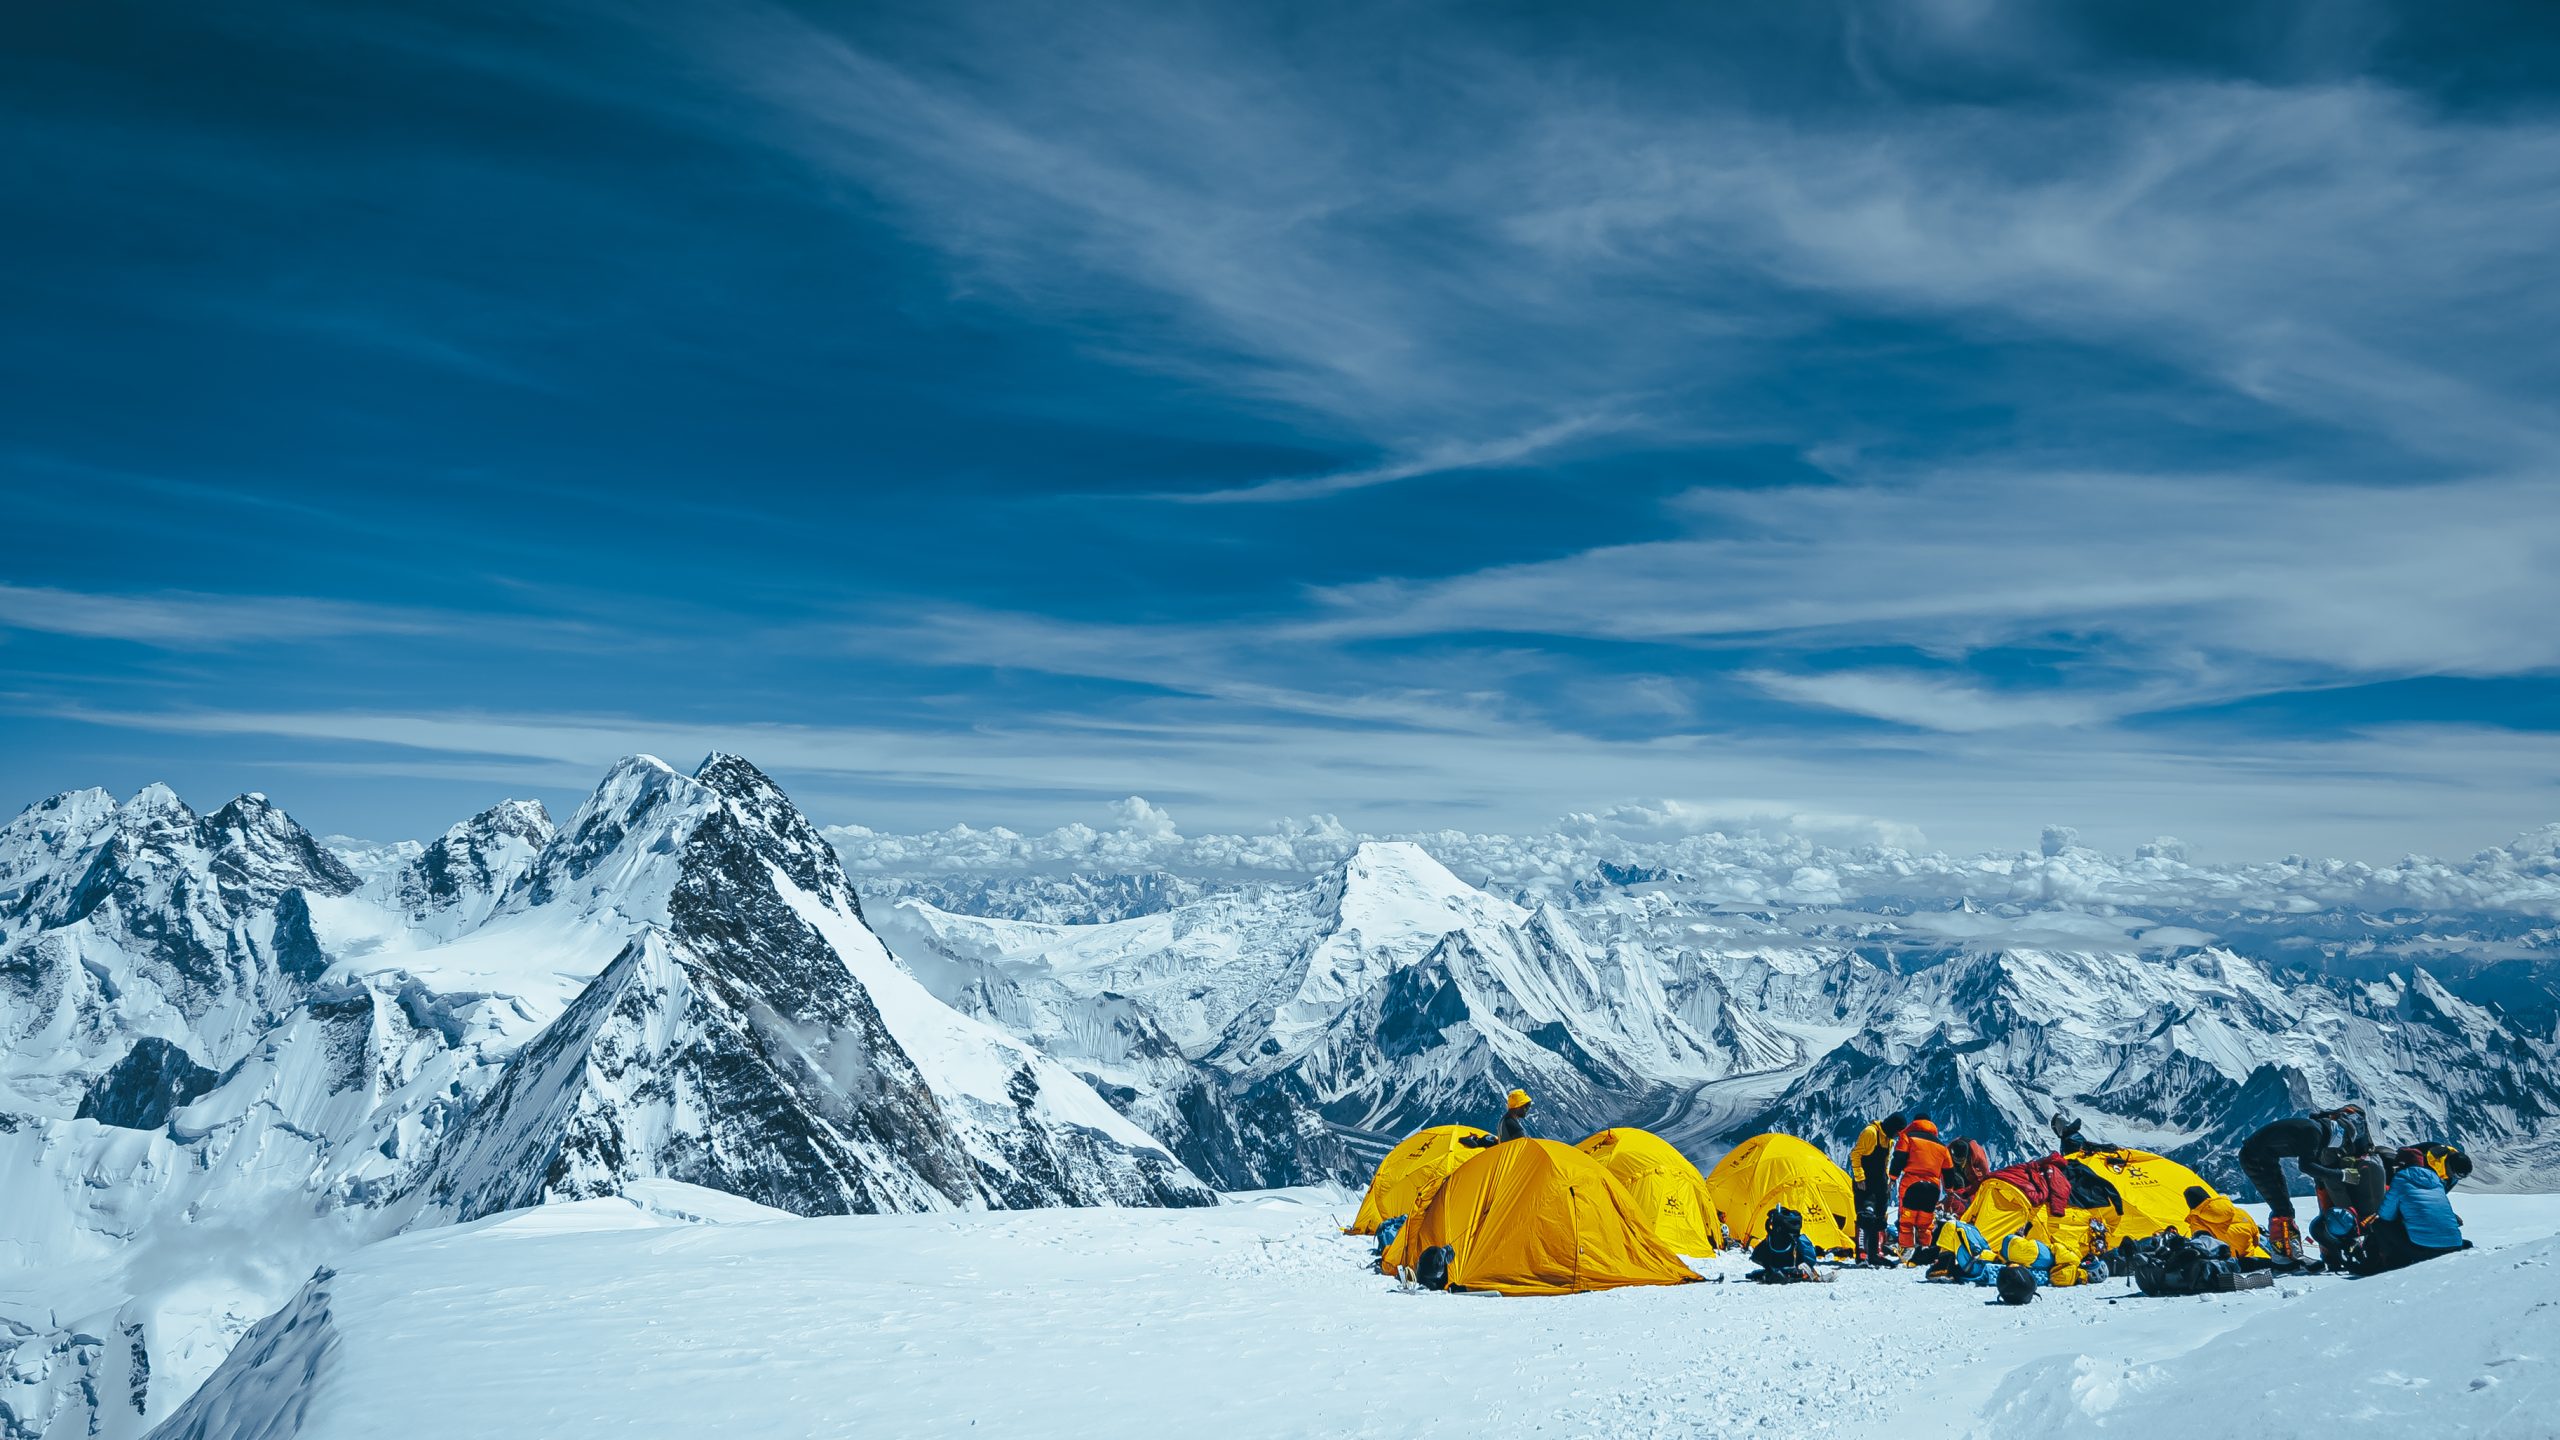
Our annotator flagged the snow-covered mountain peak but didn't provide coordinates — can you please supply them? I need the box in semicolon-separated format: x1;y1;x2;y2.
204;789;361;907
461;798;553;844
366;799;556;931
688;752;863;914
411;752;1211;1224
123;780;190;816
0;786;119;898
1241;842;1534;1060
1340;840;1518;922
1322;840;1523;934
514;754;711;916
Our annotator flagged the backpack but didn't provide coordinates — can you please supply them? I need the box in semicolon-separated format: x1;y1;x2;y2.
1925;1218;1993;1283
1415;1245;1455;1291
2126;1232;2246;1296
1749;1207;1815;1280
1750;1207;1806;1265
2314;1106;2370;1156
1995;1264;2039;1305
1374;1215;1408;1257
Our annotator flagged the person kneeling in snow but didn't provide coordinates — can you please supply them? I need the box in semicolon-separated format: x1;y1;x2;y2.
1746;1207;1827;1283
2354;1148;2468;1275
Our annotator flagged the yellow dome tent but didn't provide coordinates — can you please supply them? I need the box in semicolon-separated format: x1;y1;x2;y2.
2070;1147;2218;1243
1347;1124;1491;1235
1704;1133;1856;1252
1962;1175;2047;1246
1575;1128;1722;1255
1379;1139;1703;1295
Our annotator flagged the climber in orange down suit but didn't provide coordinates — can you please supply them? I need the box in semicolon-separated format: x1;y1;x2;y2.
1892;1117;1954;1255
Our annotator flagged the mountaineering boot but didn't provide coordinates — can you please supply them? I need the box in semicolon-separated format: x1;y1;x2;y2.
2266;1214;2301;1266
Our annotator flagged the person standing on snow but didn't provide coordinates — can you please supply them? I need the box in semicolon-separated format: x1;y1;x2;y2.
2236;1104;2368;1262
1849;1112;1907;1264
1890;1118;1954;1259
1459;1089;1533;1148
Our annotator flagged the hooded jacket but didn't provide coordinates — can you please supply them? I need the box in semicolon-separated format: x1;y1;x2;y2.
1892;1121;1952;1187
2377;1165;2463;1250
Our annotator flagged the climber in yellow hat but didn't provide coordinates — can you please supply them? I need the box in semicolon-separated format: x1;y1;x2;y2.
1462;1088;1534;1148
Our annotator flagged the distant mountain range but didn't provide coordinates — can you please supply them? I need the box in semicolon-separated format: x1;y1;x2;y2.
4;758;2554;1435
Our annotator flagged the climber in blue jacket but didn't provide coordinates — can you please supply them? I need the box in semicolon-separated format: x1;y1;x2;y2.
2355;1148;2467;1274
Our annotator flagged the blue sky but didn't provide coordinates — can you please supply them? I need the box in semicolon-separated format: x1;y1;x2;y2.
6;0;2560;857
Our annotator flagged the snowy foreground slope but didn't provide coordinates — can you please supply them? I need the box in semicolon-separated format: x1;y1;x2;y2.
159;1187;2560;1440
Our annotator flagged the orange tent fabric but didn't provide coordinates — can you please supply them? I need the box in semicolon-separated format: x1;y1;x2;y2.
1380;1139;1703;1295
1348;1125;1491;1235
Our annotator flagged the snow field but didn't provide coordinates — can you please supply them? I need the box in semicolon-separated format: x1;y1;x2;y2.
159;1189;2560;1439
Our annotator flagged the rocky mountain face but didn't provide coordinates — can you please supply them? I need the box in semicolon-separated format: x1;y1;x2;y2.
0;784;360;1116
364;798;552;931
417;755;1205;1221
0;757;1206;1439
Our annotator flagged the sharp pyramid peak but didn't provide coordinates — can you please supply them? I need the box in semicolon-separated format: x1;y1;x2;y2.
1325;839;1526;931
207;792;284;825
1342;839;1467;888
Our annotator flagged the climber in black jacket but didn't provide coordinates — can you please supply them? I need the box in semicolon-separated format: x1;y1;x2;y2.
2237;1105;2368;1261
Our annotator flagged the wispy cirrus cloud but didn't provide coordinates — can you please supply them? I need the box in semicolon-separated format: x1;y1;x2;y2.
1172;414;1628;504
0;583;457;647
1302;468;2560;696
0;581;625;652
1736;670;2132;733
697;4;2560;504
